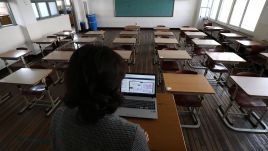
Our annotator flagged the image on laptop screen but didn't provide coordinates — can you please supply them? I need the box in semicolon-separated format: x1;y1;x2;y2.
121;74;156;96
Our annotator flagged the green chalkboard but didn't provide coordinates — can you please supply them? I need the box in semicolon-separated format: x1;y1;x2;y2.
115;0;174;17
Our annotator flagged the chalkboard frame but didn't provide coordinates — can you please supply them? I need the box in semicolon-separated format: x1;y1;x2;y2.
114;0;175;17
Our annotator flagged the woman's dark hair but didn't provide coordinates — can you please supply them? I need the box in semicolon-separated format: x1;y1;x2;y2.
64;45;126;124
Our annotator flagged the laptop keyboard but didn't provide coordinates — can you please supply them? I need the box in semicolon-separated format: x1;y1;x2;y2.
121;99;156;110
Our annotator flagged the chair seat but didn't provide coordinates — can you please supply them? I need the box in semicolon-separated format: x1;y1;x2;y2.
174;94;202;107
161;61;179;71
210;63;228;73
21;84;46;95
236;91;267;109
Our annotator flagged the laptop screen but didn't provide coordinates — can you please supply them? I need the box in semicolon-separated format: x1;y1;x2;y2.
121;73;156;97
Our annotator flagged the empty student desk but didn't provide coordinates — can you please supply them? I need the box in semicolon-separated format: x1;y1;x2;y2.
84;30;106;41
204;26;223;36
54;30;74;40
33;37;58;56
0;68;61;115
124;25;140;32
119;31;139;44
113;50;133;72
220;33;246;43
218;76;268;133
235;39;264;52
192;39;221;49
0;49;31;73
154;37;179;45
205;52;246;83
128;93;187;151
154;31;174;37
185;31;207;39
43;51;73;83
72;37;97;48
154;27;170;31
113;37;137;63
158;50;191;68
180;27;199;32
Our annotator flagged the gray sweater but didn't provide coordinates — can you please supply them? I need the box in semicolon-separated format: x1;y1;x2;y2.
51;107;150;151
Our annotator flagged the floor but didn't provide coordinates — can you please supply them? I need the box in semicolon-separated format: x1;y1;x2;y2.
0;29;268;151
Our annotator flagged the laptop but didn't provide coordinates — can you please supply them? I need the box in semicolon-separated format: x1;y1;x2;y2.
115;73;158;119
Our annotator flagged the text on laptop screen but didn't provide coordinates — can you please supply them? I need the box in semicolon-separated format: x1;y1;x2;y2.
121;74;156;95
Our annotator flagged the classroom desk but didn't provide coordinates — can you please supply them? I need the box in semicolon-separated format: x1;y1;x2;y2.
124;25;140;31
163;73;215;94
204;26;223;36
217;76;268;133
260;53;268;76
33;37;58;56
54;31;74;40
128;93;187;151
154;31;174;37
113;38;137;63
42;51;73;83
235;40;264;52
185;31;207;39
220;33;246;43
119;31;139;44
192;39;221;48
73;37;97;44
154;38;179;45
0;49;31;73
0;68;61;115
84;30;105;38
154;27;170;31
205;52;246;83
180;27;199;31
113;50;133;72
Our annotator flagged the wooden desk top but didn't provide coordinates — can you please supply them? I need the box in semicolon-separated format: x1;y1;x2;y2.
220;33;245;38
185;32;207;38
113;37;136;44
128;93;187;151
54;31;73;36
163;73;215;94
158;50;191;60
154;38;179;44
33;37;57;44
73;37;97;43
154;31;174;36
192;39;221;47
124;25;140;31
119;31;138;35
84;30;105;35
204;26;223;31
236;40;263;47
0;50;31;60
231;76;268;99
180;27;199;31
154;27;170;30
113;50;132;60
206;52;246;63
0;68;52;85
42;51;73;62
260;53;268;59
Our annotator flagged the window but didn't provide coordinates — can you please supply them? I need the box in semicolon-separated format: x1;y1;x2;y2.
0;1;15;27
241;0;266;31
217;0;234;23
229;0;247;26
209;0;220;19
31;0;59;19
199;0;213;18
208;0;267;32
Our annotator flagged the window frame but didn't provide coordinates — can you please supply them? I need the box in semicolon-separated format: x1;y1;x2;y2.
207;0;267;34
31;0;59;20
0;1;16;28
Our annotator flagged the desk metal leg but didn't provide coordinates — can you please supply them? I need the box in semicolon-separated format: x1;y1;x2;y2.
0;92;12;104
20;56;28;68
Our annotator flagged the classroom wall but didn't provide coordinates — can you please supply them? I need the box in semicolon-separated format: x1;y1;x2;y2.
84;0;198;28
254;2;268;41
0;26;27;69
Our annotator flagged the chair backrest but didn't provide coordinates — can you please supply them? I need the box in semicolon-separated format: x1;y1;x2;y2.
249;45;266;55
208;45;224;52
204;22;212;27
47;35;57;39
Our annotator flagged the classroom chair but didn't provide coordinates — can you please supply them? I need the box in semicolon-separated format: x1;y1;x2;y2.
173;70;204;128
219;72;268;132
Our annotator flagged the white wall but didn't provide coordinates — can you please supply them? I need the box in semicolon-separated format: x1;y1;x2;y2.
85;0;198;28
254;2;268;41
0;26;27;69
